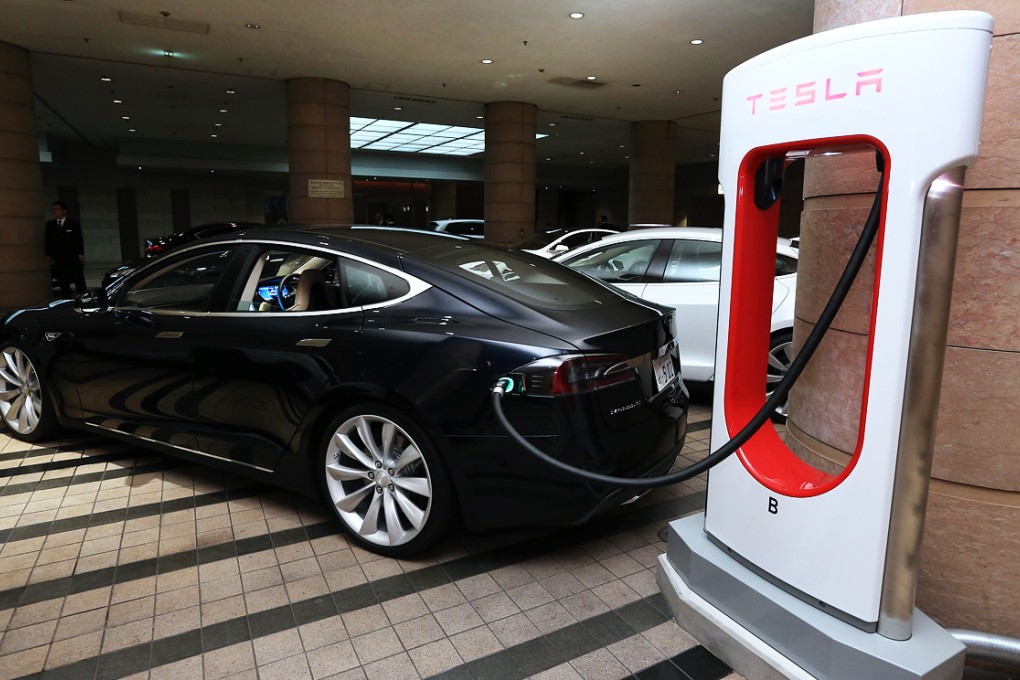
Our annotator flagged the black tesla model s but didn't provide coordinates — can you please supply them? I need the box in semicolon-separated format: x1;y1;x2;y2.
0;227;688;556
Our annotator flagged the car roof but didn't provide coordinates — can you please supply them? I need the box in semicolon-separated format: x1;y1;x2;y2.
596;226;722;242
194;223;553;273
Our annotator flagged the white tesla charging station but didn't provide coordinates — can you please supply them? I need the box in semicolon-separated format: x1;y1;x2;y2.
658;12;993;680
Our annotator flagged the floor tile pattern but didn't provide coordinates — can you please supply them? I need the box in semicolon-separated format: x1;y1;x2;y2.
0;395;735;680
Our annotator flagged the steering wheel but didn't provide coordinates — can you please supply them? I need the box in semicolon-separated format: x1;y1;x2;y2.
277;272;301;310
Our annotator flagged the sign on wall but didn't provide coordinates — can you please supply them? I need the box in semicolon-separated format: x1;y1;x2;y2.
307;179;345;198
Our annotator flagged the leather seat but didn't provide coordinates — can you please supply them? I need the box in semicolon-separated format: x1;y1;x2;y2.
289;269;330;312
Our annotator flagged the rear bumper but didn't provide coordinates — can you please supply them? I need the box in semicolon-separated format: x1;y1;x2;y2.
449;388;689;531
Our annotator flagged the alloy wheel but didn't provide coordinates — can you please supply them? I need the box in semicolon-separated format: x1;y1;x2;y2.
0;347;43;435
324;414;433;549
765;336;793;421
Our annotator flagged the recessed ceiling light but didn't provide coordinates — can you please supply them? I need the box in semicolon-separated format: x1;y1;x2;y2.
674;90;683;95
476;115;483;119
549;122;557;127
545;157;551;161
113;99;122;104
245;23;260;29
394;106;403;111
100;77;112;82
214;123;222;127
163;50;174;57
226;89;236;95
219;109;228;113
128;129;136;133
586;75;597;81
481;59;493;64
211;134;218;138
690;39;704;45
569;12;584;19
121;116;130;120
579;151;585;155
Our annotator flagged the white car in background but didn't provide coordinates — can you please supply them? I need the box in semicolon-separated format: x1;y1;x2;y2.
556;227;798;419
515;228;618;258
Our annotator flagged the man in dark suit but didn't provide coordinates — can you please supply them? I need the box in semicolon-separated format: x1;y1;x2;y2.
44;201;87;297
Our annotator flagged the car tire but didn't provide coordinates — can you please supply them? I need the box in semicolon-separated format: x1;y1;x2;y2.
766;330;794;423
0;342;60;442
320;404;452;557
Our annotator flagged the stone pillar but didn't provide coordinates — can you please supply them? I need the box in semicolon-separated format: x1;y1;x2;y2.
789;0;1020;637
0;42;47;308
484;101;536;244
628;121;676;226
286;78;352;226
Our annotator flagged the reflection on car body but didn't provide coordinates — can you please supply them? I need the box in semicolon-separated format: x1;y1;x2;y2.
2;227;688;556
102;221;265;289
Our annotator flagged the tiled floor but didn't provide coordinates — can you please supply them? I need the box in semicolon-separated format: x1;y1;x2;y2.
0;389;744;680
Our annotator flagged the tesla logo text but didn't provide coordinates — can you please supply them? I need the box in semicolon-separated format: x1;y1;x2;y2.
610;400;643;416
768;497;779;514
746;68;883;115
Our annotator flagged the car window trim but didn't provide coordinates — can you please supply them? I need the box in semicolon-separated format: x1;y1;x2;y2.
108;238;432;317
205;238;432;317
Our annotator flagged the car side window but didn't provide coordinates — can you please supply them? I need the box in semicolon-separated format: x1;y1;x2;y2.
662;240;722;283
563;241;660;283
776;254;798;276
233;247;339;313
340;259;410;307
560;232;591;249
118;249;235;311
447;221;482;237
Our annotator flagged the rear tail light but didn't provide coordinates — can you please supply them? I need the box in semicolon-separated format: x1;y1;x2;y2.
145;243;162;256
506;354;635;396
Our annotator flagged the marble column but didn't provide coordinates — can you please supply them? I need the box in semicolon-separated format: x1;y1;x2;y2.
286;78;352;226
483;101;537;244
789;0;1020;637
628;121;676;226
0;41;47;308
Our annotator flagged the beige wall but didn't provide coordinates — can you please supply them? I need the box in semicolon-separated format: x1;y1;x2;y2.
286;78;353;226
794;0;1020;636
483;101;537;244
628;121;676;226
0;42;47;308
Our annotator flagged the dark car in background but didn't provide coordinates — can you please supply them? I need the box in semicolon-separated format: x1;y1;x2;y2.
2;227;688;556
429;219;484;238
102;221;263;288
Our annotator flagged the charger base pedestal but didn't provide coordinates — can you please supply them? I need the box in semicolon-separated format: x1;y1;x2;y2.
657;515;965;680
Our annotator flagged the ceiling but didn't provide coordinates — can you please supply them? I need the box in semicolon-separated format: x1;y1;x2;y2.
3;0;814;173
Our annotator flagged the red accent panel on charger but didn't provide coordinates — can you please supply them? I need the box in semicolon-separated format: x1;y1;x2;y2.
723;136;889;497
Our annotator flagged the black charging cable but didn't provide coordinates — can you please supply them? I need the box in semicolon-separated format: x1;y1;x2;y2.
492;170;885;489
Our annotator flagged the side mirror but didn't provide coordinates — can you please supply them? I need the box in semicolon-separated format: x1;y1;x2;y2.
76;287;109;314
553;244;569;253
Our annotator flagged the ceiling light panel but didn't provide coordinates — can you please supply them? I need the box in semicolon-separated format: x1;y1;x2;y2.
345;118;543;157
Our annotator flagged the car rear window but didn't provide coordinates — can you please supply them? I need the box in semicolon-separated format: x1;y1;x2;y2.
427;246;618;310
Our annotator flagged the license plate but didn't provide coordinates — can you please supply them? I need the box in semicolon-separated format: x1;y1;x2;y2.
652;353;676;392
